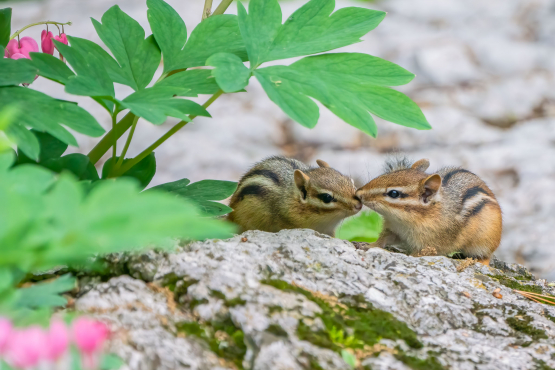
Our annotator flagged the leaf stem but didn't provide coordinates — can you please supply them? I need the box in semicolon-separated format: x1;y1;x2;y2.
116;116;139;168
202;0;213;20
213;0;234;16
111;111;118;160
114;90;223;176
10;21;72;40
88;113;136;165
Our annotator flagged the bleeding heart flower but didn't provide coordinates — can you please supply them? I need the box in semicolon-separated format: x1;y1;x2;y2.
41;30;55;55
53;33;68;46
6;37;39;59
45;320;69;362
72;318;109;369
5;326;46;369
0;317;12;354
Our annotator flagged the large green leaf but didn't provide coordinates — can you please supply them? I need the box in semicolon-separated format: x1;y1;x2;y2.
0;7;11;49
0;58;38;86
43;153;99;181
206;52;251;93
102;153;156;189
155;69;220;96
237;0;385;67
147;0;187;73
92;5;161;91
29;52;74;84
16;129;68;165
149;179;237;216
55;41;115;98
336;210;382;242
15;275;76;309
254;53;429;136
0;87;105;160
122;86;210;124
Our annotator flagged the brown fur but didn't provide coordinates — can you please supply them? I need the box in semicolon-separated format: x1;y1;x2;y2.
228;156;362;236
355;158;502;265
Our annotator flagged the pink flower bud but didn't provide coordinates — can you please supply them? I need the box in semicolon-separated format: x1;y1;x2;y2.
0;317;13;354
53;33;68;46
41;30;55;55
6;37;39;59
72;318;109;368
45;320;69;362
5;326;46;369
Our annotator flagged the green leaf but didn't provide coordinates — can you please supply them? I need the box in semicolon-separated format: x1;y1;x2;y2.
0;58;38;86
254;53;430;136
149;179;237;216
147;0;187;73
55;40;115;98
237;0;385;66
341;350;356;369
92;5;161;90
16;129;68;164
0;8;11;49
5;122;40;160
336;210;382;242
43;153;99;181
29;52;74;84
0;87;105;152
206;52;251;93
102;153;156;189
155;69;220;97
15;274;75;309
122;86;210;124
100;354;125;370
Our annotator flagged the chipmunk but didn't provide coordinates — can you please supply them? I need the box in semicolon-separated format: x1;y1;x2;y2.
355;157;502;265
227;156;362;236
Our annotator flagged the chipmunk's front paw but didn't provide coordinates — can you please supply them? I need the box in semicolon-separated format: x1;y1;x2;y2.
352;241;377;251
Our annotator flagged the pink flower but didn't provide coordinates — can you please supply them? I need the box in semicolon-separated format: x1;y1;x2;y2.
3;47;8;58
6;37;39;59
0;317;12;354
41;30;55;55
5;326;46;369
45;320;69;362
72;318;110;369
53;33;68;46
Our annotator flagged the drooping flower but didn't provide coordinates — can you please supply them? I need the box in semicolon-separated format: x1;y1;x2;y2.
44;319;69;362
6;37;39;59
53;33;68;46
5;326;46;369
72;318;110;369
0;317;12;354
41;30;55;55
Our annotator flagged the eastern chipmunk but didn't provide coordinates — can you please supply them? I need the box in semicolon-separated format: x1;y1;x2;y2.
228;156;362;236
355;157;502;265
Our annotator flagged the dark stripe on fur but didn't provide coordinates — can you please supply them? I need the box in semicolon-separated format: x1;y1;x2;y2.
243;169;280;185
467;199;490;217
237;185;268;201
462;186;489;203
442;169;471;185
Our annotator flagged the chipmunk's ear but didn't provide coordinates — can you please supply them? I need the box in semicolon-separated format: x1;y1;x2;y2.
421;174;441;203
316;159;330;168
411;158;430;171
294;170;310;200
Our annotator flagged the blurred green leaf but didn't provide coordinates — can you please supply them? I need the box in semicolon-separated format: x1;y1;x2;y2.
0;58;38;86
16;129;68;164
155;69;220;97
206;52;251;93
149;179;237;216
15;274;75;309
100;354;125;370
30;52;75;85
237;0;385;66
341;350;357;369
255;53;429;136
336;210;382;242
43;153;99;181
92;5;161;91
102;153;156;189
0;7;11;49
0;87;105;160
147;0;187;73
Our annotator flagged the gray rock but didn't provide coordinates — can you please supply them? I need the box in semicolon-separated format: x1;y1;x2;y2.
76;230;555;370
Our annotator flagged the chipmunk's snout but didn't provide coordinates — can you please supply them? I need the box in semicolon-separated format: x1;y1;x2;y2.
354;195;362;211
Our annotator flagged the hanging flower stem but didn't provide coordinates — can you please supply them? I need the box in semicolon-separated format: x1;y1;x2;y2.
10;21;72;40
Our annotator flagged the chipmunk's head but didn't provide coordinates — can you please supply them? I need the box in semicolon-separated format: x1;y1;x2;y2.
293;159;362;223
355;158;442;222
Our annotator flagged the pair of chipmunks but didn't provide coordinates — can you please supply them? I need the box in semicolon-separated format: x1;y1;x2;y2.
227;156;502;265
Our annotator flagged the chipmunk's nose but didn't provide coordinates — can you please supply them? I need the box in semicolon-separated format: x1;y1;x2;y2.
354;196;362;211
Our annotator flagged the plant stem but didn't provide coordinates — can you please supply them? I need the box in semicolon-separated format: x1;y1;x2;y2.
111;111;118;160
202;0;213;20
114;90;223;176
10;21;72;40
116;116;139;168
88;113;136;164
213;0;234;16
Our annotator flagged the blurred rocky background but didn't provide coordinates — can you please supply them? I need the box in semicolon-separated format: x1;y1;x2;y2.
6;0;555;279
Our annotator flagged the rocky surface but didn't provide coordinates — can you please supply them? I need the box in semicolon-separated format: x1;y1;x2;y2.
76;230;555;370
5;0;555;276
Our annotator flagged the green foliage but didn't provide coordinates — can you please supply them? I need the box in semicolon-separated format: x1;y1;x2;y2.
487;275;543;294
341;350;357;369
102;153;156;189
206;52;251;93
0;58;37;86
336;210;382;242
0;7;10;49
16;129;68;164
15;274;75;309
149;179;237;216
505;314;548;341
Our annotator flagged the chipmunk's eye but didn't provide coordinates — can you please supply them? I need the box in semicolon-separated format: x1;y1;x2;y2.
387;190;400;198
318;193;334;203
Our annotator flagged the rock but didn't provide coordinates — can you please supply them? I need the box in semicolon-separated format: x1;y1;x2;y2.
76;230;555;370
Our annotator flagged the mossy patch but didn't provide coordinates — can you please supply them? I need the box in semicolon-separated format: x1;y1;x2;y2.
266;324;288;337
210;289;247;307
176;317;246;369
161;272;198;296
506;314;548;341
487;274;542;294
394;352;444;370
535;359;555;370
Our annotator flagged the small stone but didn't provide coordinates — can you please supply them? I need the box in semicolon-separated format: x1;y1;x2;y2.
241;237;248;242
462;291;471;298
